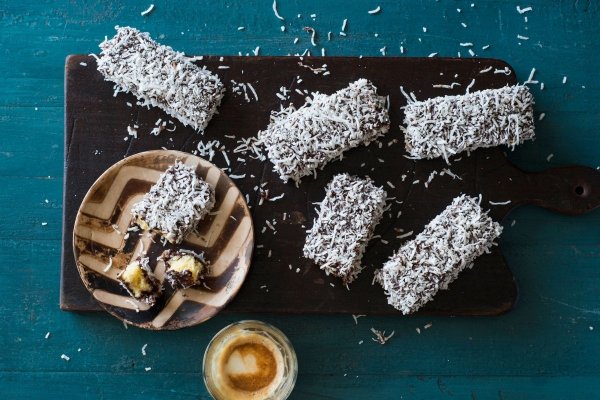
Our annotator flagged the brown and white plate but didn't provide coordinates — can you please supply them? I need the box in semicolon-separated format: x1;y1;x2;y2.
73;150;254;330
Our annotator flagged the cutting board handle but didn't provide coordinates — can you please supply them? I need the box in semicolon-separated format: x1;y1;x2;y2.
510;165;600;215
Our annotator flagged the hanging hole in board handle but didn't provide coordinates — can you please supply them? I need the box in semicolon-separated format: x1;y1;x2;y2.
574;184;588;197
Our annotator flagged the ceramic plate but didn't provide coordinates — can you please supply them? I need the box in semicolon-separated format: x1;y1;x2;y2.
73;150;254;330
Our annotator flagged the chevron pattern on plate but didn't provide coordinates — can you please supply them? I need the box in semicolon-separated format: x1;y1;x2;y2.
73;150;254;330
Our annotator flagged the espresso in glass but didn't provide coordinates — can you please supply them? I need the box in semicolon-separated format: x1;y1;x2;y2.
203;320;297;400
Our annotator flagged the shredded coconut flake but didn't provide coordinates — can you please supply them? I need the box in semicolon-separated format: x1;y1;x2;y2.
368;6;381;14
371;328;394;344
489;200;511;205
140;4;154;16
103;257;113;272
352;314;366;324
272;0;285;20
516;5;533;14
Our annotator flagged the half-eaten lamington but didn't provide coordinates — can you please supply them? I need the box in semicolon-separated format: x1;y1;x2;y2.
117;256;161;306
161;249;208;289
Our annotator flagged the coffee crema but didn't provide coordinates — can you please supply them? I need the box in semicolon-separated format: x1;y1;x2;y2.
204;321;297;400
217;333;283;397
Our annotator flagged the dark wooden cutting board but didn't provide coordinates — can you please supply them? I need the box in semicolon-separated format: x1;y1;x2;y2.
61;55;600;316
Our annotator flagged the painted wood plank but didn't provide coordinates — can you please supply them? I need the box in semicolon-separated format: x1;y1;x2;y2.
2;372;600;399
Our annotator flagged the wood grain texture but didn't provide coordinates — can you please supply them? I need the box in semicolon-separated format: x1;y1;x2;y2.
1;0;599;398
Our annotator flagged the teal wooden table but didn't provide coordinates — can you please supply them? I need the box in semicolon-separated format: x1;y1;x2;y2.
1;1;599;398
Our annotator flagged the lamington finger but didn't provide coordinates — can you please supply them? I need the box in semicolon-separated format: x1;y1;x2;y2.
375;195;503;314
96;26;225;132
131;161;215;244
303;173;387;284
258;79;390;183
403;85;535;163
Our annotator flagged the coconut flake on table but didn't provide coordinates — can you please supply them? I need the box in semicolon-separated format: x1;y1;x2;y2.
303;174;387;284
432;82;461;89
140;4;154;16
516;5;533;14
368;5;381;14
126;125;138;139
402;85;535;163
269;193;285;202
96;27;224;133
257;79;390;183
272;0;284;20
370;328;394;344
524;67;538;85
375;195;502;314
352;314;366;325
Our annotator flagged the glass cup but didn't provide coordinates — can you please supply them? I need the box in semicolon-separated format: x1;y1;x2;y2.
203;320;298;400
